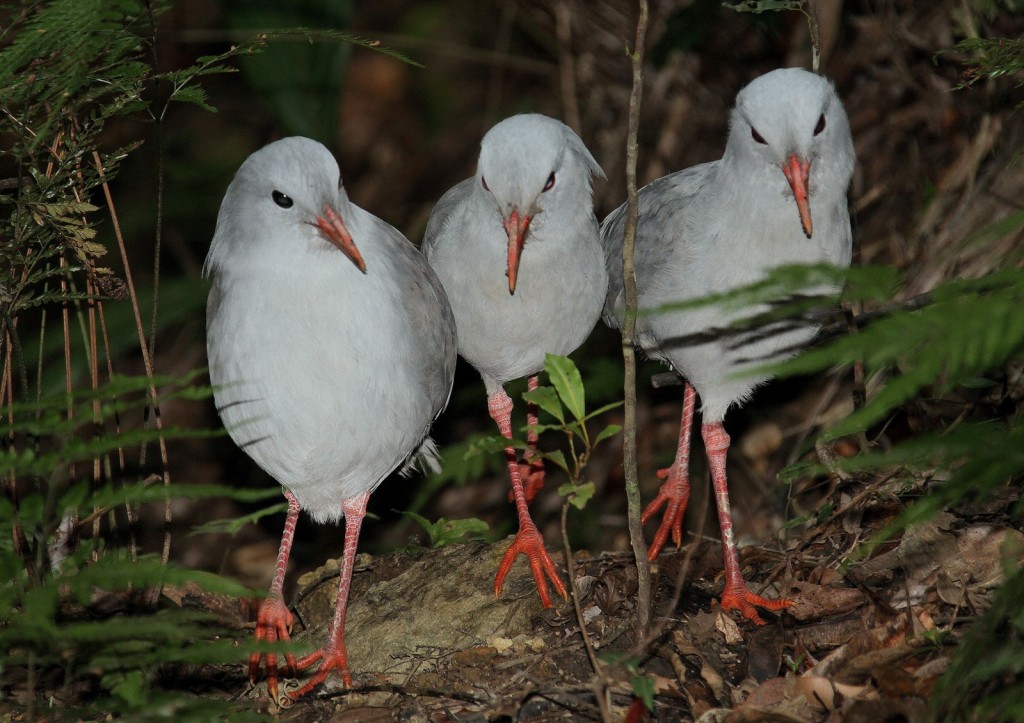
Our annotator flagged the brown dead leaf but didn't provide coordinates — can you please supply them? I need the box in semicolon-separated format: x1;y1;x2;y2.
792;617;872;654
700;656;729;702
850;513;958;590
747;624;785;682
714;607;746;645
784;581;866;621
742;676;790;709
957;523;1024;589
796;674;875;710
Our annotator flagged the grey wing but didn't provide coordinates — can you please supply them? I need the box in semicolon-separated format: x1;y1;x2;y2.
599;162;718;329
422;177;475;257
378;216;458;416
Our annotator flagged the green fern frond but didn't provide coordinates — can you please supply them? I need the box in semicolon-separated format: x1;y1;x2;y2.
772;268;1024;437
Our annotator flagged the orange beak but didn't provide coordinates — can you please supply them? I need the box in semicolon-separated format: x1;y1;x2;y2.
315;204;367;273
781;154;813;238
503;209;532;295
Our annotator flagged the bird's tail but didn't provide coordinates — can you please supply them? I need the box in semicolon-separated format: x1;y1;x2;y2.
399;436;443;478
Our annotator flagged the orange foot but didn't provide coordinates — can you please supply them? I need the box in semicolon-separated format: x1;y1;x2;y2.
495;519;567;608
249;596;297;702
721;582;791;625
288;644;352;700
641;465;690;561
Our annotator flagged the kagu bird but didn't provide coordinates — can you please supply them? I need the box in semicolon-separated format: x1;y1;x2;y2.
601;68;855;623
423;114;607;607
205;137;457;699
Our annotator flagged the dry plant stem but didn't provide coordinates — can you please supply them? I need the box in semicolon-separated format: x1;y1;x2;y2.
85;278;99;555
622;0;651;637
625;491;707;662
560;501;612;723
146;3;162;364
97;301;136;559
2;314;28;405
59;251;81;548
555;0;581;134
806;1;821;72
92;150;174;566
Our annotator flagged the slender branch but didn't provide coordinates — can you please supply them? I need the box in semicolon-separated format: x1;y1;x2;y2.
805;0;821;72
146;1;163;370
560;502;612;723
554;0;581;134
621;0;651;637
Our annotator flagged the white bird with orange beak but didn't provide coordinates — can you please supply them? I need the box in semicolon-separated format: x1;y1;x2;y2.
601;68;854;623
205;137;457;700
423;114;607;608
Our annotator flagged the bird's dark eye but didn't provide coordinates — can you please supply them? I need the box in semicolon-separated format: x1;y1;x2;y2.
751;127;767;145
543;172;556;192
272;190;293;209
481;176;489;191
814;113;826;136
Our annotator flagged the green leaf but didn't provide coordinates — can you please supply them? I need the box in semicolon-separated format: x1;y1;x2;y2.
464;434;525;457
582;399;625;422
558;481;595;510
103;669;148;708
523;385;564;423
545;353;586;421
544;449;569;474
401;512;489;548
167;84;215;112
631;671;656;712
593;424;623;446
189;501;290;536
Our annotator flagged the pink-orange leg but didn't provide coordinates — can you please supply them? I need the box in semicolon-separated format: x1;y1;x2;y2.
288;490;370;699
702;422;791;625
490;387;567;608
510;375;546;503
642;383;697;560
249;490;301;702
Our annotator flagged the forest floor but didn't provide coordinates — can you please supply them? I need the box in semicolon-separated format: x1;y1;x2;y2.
139;471;1022;721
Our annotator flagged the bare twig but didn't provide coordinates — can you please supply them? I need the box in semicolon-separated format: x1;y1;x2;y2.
560;502;612;722
146;2;163;372
806;0;821;72
93;150;174;568
621;0;651;637
554;0;581;134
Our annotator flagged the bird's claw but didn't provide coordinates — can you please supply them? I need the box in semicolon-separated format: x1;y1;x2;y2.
287;645;353;700
249;596;297;702
494;521;567;608
720;582;791;625
641;464;690;561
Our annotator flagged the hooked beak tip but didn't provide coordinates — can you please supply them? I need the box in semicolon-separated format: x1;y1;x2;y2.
316;206;367;272
782;154;813;239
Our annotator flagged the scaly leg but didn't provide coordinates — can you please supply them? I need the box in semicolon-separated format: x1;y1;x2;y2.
702;422;791;625
289;490;370;698
490;387;567;608
250;490;300;702
514;375;546;503
642;383;696;560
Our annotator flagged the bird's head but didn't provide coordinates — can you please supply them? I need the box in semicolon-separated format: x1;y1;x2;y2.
728;67;854;239
476;114;604;294
205;137;366;278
